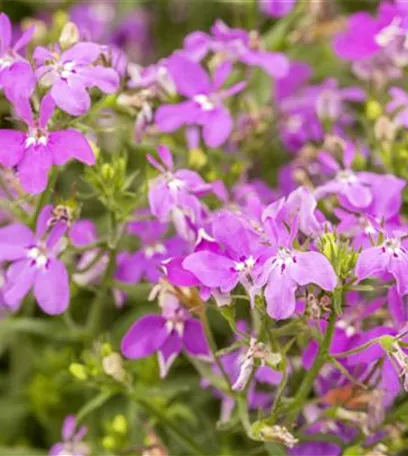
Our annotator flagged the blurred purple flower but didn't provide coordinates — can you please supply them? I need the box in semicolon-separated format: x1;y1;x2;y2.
0;205;70;315
0;95;95;194
34;42;119;116
155;53;246;148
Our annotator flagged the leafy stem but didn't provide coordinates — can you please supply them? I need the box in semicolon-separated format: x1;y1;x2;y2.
284;288;341;425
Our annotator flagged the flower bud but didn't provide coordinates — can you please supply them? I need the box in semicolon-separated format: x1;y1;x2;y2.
366;100;382;120
374;116;397;142
102;352;126;383
101;163;115;181
249;421;298;447
69;363;88;381
59;22;80;50
112;414;128;435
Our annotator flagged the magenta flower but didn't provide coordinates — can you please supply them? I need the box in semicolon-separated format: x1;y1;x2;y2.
356;234;408;295
259;0;296;18
121;297;211;377
387;86;408;127
184;20;289;79
182;211;263;305
34;42;119;116
147;145;211;238
116;215;186;285
255;200;337;320
155;53;246;147
0;13;35;103
49;415;88;456
315;144;404;211
0;206;70;315
0;95;95;194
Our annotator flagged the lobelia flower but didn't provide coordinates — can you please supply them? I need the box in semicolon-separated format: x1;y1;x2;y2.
116;213;186;285
355;232;408;295
275;67;362;152
255;199;337;319
147;145;211;240
33;41;120;116
0;94;95;194
182;211;264;306
121;290;211;377
183;20;289;79
387;86;408;127
49;415;89;456
0;205;70;315
204;322;283;423
0;13;36;103
259;0;297;18
155;53;246;148
314;142;405;211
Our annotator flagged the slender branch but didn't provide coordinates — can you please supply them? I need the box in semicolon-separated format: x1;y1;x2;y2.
30;167;58;229
200;310;231;390
134;396;207;456
285;289;340;424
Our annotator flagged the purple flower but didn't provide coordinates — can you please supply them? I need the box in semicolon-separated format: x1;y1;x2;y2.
155;53;246;147
387;86;408;127
0;13;36;103
49;415;89;456
0;95;95;194
121;293;211;377
184;20;289;79
34;42;119;116
356;234;408;295
182;211;263;306
255;200;337;319
259;0;297;18
147;145;211;239
116;214;186;285
315;144;404;212
0;206;70;315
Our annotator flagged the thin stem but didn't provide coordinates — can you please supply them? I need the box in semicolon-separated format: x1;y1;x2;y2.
86;247;117;336
285;289;340;424
30;167;58;229
134;396;207;456
200;310;231;391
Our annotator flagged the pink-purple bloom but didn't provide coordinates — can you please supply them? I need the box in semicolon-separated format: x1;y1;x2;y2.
0;95;95;193
121;291;211;377
0;206;70;315
155;53;246;147
34;42;120;116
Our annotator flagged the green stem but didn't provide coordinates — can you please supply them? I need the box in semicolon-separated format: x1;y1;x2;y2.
30;167;58;229
285;289;340;424
86;247;116;336
134;396;206;456
201;310;231;391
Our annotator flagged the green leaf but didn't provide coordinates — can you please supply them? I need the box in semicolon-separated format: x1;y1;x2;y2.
76;390;115;424
265;443;288;456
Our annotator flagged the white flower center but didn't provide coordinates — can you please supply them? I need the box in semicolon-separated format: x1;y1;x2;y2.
194;94;215;111
27;246;48;269
375;17;403;47
383;238;402;255
274;248;296;273
166;318;184;337
0;55;13;70
286;115;302;133
59;61;76;79
234;255;256;272
337;170;358;184
25;128;48;148
167;177;185;192
144;243;167;258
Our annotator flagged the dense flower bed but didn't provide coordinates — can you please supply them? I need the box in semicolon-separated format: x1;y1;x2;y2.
1;1;408;455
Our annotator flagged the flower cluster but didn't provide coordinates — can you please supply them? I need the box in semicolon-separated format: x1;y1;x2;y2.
2;1;408;455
